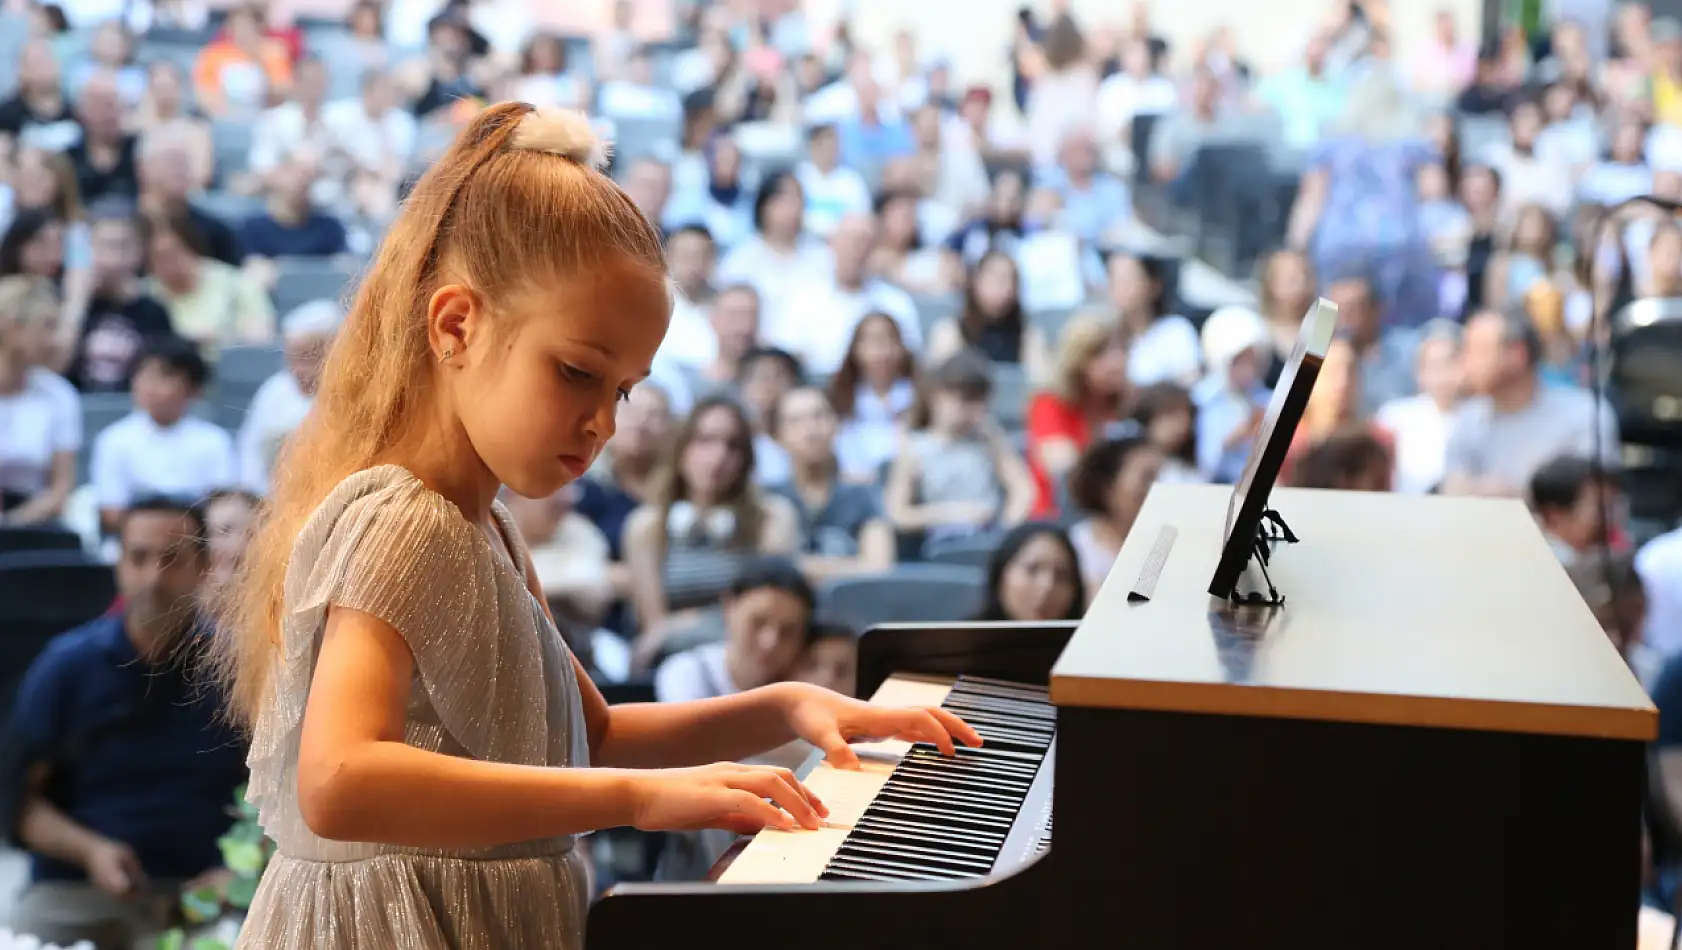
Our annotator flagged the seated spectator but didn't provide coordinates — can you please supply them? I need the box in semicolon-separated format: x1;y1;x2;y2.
1193;305;1272;484
943;168;1026;272
133;63;214;194
0;208;69;289
622;396;799;669
1639;523;1682;660
398;10;491;120
653;557;818;880
0;276;77;524
1043;128;1131;246
501;486;612;656
676;282;756;400
597;45;683;122
663;133;754;251
1529;454;1621;568
1567;551;1657;687
1578;116;1653;208
1108;251;1199;387
509;33;585;110
90;338;234;533
142;211;275;359
870;188;949;293
1014;185;1103;312
714;171;833;345
1256;249;1318;387
0;498;246;949
69;23;147;110
1067;435;1163;595
1283;337;1394;479
64;208;174;393
657;226;719;370
321;70;417;225
793;623;860;697
837;69;916;173
576;382;673;637
770;385;895;581
240;150;350;262
829;311;920;481
1327;274;1417;413
737;346;801;486
1147;66;1227;190
885;350;1035;551
65;70;139;206
1290;427;1395;491
1484;204;1567;311
237;299;341;494
1482;98;1573;223
1376;319;1463;494
135;130;242;266
779;211;919;374
1442;307;1618;497
1026;314;1131;516
192;3;294;118
247;57;332;192
1128;382;1201;483
197;487;258;598
972;522;1086;622
796;123;872;238
927;249;1049;379
0;40;78;152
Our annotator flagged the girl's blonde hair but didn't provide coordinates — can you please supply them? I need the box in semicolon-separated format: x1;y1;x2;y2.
210;102;664;727
0;274;59;327
1050;309;1128;405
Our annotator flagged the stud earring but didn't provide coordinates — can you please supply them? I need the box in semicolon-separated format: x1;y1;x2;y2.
440;348;455;363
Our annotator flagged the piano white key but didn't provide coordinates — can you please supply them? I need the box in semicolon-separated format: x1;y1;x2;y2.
716;675;955;886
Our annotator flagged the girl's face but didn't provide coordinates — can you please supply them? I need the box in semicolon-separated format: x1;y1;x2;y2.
929;387;987;433
998;534;1079;622
1107;445;1164;522
1082;335;1131;397
1612;121;1645;162
853;315;906;384
740;356;794;421
1108;256;1157;314
1147;404;1191;453
795;637;858;696
21;222;64;278
777;387;838;466
14;151;58;210
442;257;670;501
148;230;197;285
762;180;804;238
680;404;750;499
204;495;255;581
723;586;810;690
972;256;1018;317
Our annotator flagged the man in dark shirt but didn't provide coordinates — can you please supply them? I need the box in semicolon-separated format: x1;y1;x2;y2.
3;498;246;948
67;209;176;392
136;131;243;267
66;70;140;204
0;39;80;151
240;151;349;259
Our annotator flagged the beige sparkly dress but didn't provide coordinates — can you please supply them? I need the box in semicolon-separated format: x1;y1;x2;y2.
237;465;593;949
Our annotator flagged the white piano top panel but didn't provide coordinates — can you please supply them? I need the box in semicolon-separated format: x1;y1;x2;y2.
1051;484;1656;741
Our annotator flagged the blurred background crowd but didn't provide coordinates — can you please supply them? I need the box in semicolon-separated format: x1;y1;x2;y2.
4;0;1682;945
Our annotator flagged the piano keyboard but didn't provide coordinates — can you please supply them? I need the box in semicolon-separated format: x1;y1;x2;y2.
718;674;1056;885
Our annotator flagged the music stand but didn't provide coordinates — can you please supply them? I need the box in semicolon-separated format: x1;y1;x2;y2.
1206;297;1339;604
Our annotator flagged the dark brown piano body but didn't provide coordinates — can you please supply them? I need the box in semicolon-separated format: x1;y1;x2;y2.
588;487;1656;949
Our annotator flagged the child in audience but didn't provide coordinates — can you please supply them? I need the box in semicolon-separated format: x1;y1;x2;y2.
794;624;860;697
771;385;896;580
1066;435;1165;594
1128;382;1201;483
1289;427;1395;492
212;105;976;949
1529;454;1623;568
736;345;802;485
828;311;919;481
90;336;235;533
1194;305;1272;484
885;350;1036;553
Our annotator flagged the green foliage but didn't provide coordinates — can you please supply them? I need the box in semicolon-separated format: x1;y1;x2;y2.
159;783;271;949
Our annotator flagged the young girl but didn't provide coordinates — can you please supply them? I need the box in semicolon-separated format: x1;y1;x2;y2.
885;349;1036;552
213;103;979;950
827;311;918;481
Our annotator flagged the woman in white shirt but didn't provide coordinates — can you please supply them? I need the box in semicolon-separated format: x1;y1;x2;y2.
1375;320;1463;495
715;171;833;347
827;311;920;481
237;299;342;495
0;276;78;524
1107;251;1200;387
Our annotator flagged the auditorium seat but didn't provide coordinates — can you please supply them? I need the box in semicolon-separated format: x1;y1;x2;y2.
0;526;82;555
0;551;117;719
819;564;986;631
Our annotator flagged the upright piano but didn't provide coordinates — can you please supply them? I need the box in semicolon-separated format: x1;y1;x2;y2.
588;485;1657;949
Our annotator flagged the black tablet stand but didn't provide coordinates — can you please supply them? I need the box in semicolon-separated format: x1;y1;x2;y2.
1229;507;1299;607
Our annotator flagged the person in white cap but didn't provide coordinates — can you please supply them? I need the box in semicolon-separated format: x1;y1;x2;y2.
235;298;343;494
1193;304;1273;483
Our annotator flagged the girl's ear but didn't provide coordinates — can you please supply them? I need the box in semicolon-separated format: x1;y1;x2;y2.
426;282;483;364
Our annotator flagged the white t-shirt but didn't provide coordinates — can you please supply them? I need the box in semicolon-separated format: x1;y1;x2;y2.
92;411;236;509
715;235;836;354
1374;394;1453;495
0;368;80;496
237;371;312;496
775;278;922;375
1127;315;1202;387
794;162;873;238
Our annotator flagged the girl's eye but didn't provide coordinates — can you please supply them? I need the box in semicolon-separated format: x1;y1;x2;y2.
564;363;631;403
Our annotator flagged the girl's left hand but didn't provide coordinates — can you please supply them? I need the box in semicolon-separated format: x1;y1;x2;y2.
781;684;983;770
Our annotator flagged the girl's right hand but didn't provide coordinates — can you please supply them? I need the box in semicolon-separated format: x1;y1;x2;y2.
628;763;828;835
